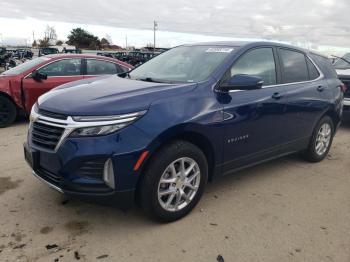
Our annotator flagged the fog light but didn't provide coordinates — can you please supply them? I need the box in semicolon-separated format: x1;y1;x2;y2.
103;159;115;189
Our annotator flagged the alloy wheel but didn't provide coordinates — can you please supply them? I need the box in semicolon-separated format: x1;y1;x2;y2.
315;123;332;156
157;157;201;212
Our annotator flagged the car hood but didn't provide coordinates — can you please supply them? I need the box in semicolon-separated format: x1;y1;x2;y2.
38;75;197;116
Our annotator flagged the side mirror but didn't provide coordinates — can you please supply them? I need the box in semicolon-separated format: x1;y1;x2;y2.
32;71;47;81
220;74;263;91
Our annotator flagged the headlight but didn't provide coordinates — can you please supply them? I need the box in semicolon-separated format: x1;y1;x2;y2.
69;110;147;137
29;103;39;126
70;123;128;137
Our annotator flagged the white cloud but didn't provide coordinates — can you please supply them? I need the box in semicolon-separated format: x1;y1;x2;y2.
0;0;349;48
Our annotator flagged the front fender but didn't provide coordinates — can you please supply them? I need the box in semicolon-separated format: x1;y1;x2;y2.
0;76;23;109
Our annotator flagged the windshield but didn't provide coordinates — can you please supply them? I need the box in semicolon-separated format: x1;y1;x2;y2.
129;45;235;83
1;57;50;75
334;53;350;70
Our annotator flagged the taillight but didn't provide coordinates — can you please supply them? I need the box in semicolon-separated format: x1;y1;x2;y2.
340;83;347;93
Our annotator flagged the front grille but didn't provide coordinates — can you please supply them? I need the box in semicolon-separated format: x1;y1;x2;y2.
36;168;61;186
32;122;65;150
76;159;106;179
38;109;68;120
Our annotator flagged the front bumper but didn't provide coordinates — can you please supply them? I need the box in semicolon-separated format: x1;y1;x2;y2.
24;120;152;208
31;169;135;209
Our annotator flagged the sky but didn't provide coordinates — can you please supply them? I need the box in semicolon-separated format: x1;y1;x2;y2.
0;0;350;54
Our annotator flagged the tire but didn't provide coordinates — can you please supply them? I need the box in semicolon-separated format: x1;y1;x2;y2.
139;140;208;222
302;116;334;162
0;96;17;128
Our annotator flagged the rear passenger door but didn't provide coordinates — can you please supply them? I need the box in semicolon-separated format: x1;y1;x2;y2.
83;59;127;79
276;48;329;144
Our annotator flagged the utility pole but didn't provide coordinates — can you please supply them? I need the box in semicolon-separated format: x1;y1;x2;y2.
153;20;158;53
125;34;128;50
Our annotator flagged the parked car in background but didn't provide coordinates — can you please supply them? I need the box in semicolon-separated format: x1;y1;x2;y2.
24;41;344;221
333;53;350;118
98;51;160;66
126;51;158;66
0;54;133;127
13;49;34;60
62;48;82;54
38;47;59;57
0;47;17;70
0;47;7;68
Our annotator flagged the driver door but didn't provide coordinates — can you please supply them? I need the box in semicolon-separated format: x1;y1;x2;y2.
220;47;290;174
22;58;83;112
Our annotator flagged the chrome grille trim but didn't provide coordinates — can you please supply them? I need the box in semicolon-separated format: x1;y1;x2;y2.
32;170;64;193
30;109;142;152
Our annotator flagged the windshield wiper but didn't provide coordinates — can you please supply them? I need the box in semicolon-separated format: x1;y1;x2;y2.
135;77;169;83
331;55;350;67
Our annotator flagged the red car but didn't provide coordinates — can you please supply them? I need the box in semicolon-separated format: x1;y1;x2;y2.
0;54;133;127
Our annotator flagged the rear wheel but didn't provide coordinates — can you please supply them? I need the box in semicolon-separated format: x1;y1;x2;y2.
139;140;208;222
302;116;334;162
0;96;17;128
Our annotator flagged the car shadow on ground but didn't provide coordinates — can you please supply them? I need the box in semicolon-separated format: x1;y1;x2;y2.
40;152;303;227
13;116;29;127
340;119;350;129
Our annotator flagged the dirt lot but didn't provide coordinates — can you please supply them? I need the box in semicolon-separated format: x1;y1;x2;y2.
0;120;349;262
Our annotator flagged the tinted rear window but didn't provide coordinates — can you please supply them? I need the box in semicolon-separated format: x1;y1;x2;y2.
279;49;308;83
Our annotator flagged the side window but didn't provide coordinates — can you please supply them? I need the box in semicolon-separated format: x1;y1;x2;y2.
230;48;277;86
306;58;320;80
279;49;308;83
86;60;118;75
38;59;81;77
310;53;338;79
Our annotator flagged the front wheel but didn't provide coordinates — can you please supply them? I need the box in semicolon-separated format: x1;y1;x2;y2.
0;96;17;128
139;140;208;222
302;116;334;162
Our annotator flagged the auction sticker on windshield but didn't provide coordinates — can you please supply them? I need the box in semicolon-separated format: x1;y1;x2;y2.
206;48;234;53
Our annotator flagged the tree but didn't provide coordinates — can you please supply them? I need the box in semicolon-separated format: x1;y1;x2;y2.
100;38;110;48
105;34;113;45
38;38;50;48
44;25;57;45
56;40;64;46
67;28;101;49
32;40;37;47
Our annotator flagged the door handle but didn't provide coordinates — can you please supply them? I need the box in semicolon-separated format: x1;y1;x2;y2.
317;86;324;92
272;92;283;99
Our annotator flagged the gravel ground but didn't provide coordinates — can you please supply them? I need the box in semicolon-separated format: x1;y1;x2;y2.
0;120;349;262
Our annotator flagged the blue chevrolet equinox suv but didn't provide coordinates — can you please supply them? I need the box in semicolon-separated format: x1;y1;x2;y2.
24;41;344;221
